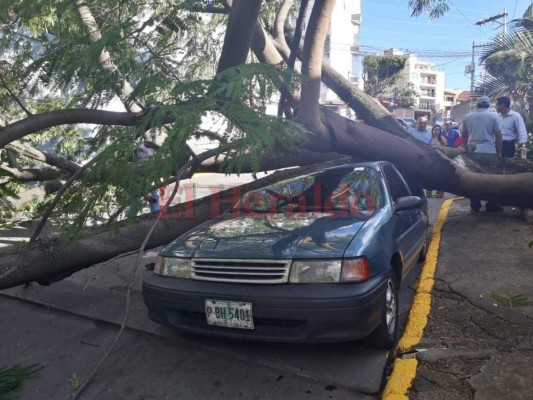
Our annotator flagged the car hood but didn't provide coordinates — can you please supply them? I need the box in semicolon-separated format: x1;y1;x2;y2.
162;211;370;259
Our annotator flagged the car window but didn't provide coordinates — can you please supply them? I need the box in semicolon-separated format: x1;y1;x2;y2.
329;168;383;212
234;167;384;214
382;164;410;201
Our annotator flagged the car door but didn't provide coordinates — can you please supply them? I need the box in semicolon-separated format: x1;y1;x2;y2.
381;164;426;275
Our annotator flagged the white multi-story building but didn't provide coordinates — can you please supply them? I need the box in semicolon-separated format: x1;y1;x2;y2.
384;49;445;120
321;0;363;103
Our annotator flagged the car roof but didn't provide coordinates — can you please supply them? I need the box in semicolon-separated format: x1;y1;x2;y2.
290;161;390;178
327;161;388;169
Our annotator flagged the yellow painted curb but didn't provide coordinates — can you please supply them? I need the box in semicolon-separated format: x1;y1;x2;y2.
382;358;418;400
382;198;455;399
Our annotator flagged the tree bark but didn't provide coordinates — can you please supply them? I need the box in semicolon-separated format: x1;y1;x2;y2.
74;0;143;113
298;0;335;137
216;0;263;73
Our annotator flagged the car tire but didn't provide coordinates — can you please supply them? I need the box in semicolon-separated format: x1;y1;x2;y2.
365;277;399;349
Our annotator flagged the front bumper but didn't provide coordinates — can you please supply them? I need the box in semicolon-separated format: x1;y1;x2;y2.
142;273;390;343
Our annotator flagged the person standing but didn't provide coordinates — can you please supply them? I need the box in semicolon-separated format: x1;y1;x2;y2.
136;131;159;160
441;119;462;147
408;116;432;144
145;190;160;213
461;96;503;212
495;96;528;158
426;125;446;198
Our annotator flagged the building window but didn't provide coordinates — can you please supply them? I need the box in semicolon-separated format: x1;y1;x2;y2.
419;101;433;110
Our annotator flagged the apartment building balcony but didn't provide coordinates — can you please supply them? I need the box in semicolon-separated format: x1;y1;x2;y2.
419;91;436;98
416;101;435;111
419;75;437;85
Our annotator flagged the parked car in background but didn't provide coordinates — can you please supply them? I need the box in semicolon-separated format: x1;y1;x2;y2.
434;118;459;129
396;118;417;129
143;162;429;348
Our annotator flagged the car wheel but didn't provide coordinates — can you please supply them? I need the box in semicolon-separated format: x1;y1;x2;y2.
365;277;398;349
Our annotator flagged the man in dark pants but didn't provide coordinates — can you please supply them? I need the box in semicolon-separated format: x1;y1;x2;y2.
461;96;503;212
495;96;528;158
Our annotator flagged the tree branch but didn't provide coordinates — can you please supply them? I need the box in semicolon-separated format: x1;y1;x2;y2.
0;109;142;148
0;74;33;116
273;0;294;51
5;141;80;174
278;0;309;118
0;164;62;181
74;0;144;113
276;25;407;137
216;0;263;73
298;0;335;137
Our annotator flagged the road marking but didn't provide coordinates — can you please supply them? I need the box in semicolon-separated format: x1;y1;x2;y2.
382;198;454;400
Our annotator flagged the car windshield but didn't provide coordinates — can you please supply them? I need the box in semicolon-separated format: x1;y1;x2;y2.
233;166;384;215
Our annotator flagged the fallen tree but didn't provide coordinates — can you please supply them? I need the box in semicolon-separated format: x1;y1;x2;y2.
1;0;532;289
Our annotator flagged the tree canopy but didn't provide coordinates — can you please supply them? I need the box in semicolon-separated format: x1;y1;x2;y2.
362;54;407;98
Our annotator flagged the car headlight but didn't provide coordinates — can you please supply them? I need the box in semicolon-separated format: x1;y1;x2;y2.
154;255;191;278
289;260;342;283
289;258;369;283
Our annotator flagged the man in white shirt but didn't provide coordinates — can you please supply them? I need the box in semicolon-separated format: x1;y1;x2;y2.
495;96;528;158
408;116;431;144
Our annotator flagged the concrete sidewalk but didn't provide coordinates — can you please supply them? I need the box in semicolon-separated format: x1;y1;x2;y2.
400;199;533;400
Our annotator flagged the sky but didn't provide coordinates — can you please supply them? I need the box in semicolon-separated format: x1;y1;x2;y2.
358;0;532;91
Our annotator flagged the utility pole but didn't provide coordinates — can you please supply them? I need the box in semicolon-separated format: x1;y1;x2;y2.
466;42;488;109
475;9;508;36
468;10;508;108
470;42;475;109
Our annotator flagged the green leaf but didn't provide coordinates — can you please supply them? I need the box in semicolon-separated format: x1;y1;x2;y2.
489;292;533;307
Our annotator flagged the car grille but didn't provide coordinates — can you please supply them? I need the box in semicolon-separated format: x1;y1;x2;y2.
191;259;290;284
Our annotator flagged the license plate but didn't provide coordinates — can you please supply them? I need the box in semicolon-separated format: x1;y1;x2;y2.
205;300;254;329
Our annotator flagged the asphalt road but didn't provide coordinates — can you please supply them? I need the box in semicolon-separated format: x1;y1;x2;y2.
0;175;449;400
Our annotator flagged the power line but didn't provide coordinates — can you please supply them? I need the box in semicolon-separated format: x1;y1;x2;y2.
358;44;475;57
448;1;478;26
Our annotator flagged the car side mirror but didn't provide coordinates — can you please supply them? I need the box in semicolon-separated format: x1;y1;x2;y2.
395;196;424;211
